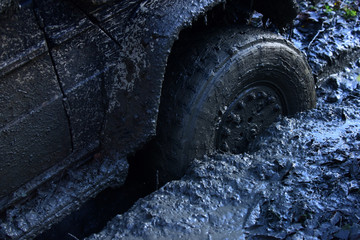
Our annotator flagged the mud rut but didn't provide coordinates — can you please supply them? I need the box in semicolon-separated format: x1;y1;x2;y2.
36;63;360;240
36;1;360;239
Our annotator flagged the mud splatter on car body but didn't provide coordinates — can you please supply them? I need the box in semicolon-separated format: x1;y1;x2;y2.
0;0;301;238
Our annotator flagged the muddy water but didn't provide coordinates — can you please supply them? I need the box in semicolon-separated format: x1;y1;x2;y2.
86;63;360;239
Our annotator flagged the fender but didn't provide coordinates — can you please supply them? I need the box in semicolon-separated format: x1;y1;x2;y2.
96;0;299;156
11;0;297;161
0;0;298;205
99;0;229;156
0;0;299;236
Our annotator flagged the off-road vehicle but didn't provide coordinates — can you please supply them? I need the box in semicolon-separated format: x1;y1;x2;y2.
0;0;316;238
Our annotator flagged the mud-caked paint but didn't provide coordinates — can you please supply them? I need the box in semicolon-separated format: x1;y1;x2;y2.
93;0;300;156
0;0;18;19
0;0;300;237
0;97;72;199
0;7;47;77
0;0;300;203
0;4;74;204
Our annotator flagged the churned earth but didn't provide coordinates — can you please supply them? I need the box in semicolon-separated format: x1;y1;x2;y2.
86;1;360;239
86;64;360;240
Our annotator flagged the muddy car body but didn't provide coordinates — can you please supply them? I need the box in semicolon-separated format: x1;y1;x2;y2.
0;0;316;238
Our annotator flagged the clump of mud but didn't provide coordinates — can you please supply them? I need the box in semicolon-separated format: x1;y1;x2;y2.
243;65;360;239
293;0;360;79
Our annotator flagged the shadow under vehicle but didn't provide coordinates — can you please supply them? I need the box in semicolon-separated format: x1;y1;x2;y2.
0;0;316;238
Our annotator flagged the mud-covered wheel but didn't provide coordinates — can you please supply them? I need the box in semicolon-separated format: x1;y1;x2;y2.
156;26;316;180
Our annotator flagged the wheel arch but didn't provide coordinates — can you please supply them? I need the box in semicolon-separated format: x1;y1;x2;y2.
103;0;299;155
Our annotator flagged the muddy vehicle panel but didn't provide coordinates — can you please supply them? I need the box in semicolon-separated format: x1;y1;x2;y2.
0;0;315;238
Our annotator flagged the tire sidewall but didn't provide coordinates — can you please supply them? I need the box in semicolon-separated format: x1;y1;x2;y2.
157;27;315;179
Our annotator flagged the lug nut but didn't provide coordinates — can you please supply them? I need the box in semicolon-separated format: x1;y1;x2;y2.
246;93;256;102
221;127;231;137
226;113;234;123
227;113;241;124
266;96;276;104
250;128;258;136
256;91;267;99
234;137;244;145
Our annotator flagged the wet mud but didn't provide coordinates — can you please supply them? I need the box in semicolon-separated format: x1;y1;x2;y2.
293;0;360;80
85;1;360;239
87;64;360;240
7;0;360;239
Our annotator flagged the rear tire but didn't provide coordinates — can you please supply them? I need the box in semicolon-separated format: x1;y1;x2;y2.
156;26;316;179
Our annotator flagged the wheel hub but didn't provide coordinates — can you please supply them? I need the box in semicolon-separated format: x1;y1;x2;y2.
216;86;283;154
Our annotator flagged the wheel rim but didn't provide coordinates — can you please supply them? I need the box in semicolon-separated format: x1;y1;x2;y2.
216;84;284;154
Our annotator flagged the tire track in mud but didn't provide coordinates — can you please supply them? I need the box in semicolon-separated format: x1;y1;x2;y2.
85;2;360;238
87;63;360;240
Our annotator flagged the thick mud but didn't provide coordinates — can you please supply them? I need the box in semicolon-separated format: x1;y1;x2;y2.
86;64;360;240
293;0;360;80
85;1;360;239
5;0;359;239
